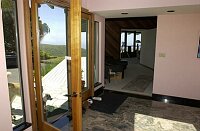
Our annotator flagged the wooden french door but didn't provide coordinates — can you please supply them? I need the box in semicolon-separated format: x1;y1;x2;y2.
31;0;94;130
81;12;94;101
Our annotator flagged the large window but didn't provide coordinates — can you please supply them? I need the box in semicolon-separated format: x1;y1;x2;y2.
127;32;134;52
135;32;142;51
2;0;25;127
120;31;142;58
94;21;100;85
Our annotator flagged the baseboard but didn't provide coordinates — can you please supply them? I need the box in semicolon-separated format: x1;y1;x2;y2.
139;63;154;70
103;89;152;100
94;89;200;108
152;94;200;108
94;82;102;87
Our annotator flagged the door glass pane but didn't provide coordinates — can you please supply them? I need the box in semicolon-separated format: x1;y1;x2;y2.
81;19;89;92
38;4;70;128
2;0;25;127
127;32;134;52
94;21;99;84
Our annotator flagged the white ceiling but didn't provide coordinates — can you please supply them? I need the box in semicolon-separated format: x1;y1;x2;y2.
92;5;200;18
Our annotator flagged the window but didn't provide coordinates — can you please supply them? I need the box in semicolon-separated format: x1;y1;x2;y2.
2;0;26;127
135;32;142;51
120;31;142;58
121;32;125;53
94;21;100;85
127;32;134;52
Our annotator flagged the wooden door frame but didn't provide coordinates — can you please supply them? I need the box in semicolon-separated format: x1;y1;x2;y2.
31;0;60;130
30;0;72;130
27;0;94;130
23;0;37;130
70;1;82;130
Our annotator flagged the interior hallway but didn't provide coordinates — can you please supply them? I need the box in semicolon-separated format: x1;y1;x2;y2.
105;58;154;96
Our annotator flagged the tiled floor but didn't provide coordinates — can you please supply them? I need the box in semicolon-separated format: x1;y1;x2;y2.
83;97;200;131
60;93;200;131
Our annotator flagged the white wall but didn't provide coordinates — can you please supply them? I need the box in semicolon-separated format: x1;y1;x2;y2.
153;13;200;100
17;1;33;130
0;1;33;130
0;1;13;130
140;29;157;69
82;0;88;9
94;14;105;89
87;0;200;12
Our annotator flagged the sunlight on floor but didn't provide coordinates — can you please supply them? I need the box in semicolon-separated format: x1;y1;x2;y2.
134;113;197;131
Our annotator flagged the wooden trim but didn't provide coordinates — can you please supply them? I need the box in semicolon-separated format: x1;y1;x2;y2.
152;94;200;108
67;9;72;109
82;12;90;101
70;0;82;131
81;8;89;14
36;0;70;8
23;0;38;130
31;1;44;130
90;14;95;96
36;0;89;13
43;122;59;131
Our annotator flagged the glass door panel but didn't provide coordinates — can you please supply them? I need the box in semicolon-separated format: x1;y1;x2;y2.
32;1;93;130
94;21;99;84
81;19;89;92
37;3;71;130
81;13;94;101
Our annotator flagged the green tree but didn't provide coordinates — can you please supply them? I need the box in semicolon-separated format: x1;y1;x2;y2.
2;0;16;53
2;0;50;59
39;18;50;41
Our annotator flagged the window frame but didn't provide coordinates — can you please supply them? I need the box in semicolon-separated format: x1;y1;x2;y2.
120;30;142;58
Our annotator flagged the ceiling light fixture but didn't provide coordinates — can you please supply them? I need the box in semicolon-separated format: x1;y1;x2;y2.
121;12;128;15
167;10;175;13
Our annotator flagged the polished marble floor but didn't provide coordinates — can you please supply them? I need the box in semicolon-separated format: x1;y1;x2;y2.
60;95;200;131
83;98;200;131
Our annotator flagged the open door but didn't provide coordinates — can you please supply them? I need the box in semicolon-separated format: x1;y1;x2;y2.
31;0;93;130
81;12;94;101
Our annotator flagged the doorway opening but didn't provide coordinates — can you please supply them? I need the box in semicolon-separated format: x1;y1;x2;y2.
105;28;157;97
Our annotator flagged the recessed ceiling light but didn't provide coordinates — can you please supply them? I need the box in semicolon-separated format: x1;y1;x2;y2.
121;12;128;15
167;10;175;13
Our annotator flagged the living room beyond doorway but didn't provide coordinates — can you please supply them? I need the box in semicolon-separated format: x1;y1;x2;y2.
105;58;153;96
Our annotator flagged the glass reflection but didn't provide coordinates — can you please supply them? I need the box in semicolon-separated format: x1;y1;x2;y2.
38;4;70;127
2;0;25;127
81;19;89;92
94;22;99;84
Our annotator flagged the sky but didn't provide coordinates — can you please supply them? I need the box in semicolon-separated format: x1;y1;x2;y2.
38;4;87;49
38;4;66;45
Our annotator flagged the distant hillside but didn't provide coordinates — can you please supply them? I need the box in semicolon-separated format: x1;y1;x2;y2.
40;44;87;57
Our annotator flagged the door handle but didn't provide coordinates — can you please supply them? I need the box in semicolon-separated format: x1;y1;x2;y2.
64;92;78;97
